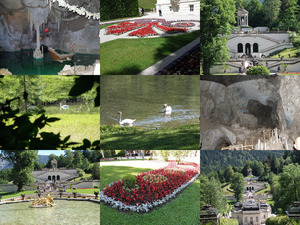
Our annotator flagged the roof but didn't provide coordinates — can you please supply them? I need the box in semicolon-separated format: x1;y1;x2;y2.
237;7;249;14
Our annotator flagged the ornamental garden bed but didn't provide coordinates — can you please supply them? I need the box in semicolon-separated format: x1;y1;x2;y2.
100;162;200;213
104;19;198;38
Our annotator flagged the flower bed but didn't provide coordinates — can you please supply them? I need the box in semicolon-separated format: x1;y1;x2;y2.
100;162;199;213
105;19;191;38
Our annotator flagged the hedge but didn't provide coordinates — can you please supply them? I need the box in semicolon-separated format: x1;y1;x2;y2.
101;0;139;21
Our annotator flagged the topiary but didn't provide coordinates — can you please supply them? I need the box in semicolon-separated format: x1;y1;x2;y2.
122;174;137;189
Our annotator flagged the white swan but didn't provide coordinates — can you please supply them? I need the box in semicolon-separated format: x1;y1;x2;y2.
117;111;136;127
163;104;172;114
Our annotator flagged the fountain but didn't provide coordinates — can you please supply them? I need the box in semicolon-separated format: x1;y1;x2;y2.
31;192;55;208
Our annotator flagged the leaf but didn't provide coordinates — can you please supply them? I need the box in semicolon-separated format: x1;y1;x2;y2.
69;77;95;97
46;117;61;123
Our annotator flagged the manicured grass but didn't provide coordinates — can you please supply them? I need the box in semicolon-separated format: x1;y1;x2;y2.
100;30;200;75
73;173;92;181
220;218;239;225
100;123;200;150
39;114;100;145
100;165;200;225
271;46;300;58
222;183;234;196
66;188;100;195
0;190;37;199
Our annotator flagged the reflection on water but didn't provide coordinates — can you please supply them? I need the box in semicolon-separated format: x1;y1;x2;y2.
0;50;99;75
0;200;100;225
100;75;200;129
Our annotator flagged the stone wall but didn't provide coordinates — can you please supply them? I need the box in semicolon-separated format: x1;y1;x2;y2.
0;184;32;192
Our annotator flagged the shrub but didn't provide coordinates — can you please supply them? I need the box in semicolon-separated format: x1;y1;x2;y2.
0;189;2;192
148;157;152;160
59;188;64;192
20;189;25;192
246;66;270;75
114;157;117;160
122;174;137;188
73;187;77;190
293;39;300;47
77;168;85;177
94;185;99;189
100;0;139;21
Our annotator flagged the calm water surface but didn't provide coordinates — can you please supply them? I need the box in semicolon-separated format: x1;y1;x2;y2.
0;51;99;75
100;75;200;129
0;200;99;225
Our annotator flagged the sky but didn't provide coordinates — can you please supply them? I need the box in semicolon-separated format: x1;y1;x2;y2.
38;150;65;156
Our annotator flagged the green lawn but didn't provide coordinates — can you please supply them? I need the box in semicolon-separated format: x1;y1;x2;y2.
38;114;100;145
222;183;234;196
100;165;200;225
100;123;200;150
66;188;100;195
271;46;300;58
0;190;37;199
100;30;200;75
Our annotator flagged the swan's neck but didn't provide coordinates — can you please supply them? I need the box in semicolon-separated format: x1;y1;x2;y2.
118;113;122;123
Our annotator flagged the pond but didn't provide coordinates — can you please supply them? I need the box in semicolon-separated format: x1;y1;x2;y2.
0;51;99;75
0;200;99;225
100;75;200;129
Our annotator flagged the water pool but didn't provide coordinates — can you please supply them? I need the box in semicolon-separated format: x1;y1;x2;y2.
0;200;100;225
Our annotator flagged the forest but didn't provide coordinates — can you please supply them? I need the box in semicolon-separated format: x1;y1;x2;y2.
200;150;286;174
234;0;300;31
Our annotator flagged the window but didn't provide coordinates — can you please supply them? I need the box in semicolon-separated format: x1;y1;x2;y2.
253;43;259;53
245;217;248;222
169;6;172;11
256;216;259;222
250;216;253;222
189;5;194;12
238;43;243;53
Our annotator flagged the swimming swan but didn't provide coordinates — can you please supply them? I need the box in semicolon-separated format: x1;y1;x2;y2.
163;104;172;114
117;112;136;127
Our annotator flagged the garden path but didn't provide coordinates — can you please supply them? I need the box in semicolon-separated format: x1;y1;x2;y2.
100;160;168;169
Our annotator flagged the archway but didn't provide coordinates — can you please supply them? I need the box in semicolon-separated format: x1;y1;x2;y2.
52;175;55;181
253;43;259;53
214;137;231;150
238;43;243;53
246;43;251;55
57;175;60;181
48;176;51;180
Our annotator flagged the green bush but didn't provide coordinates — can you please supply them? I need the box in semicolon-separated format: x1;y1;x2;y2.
148;157;152;160
293;39;300;47
20;189;25;192
246;66;270;75
94;185;99;189
100;0;139;21
123;174;137;189
77;168;85;177
265;215;299;225
114;157;117;160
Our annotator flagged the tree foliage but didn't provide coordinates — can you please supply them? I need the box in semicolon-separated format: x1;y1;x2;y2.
0;150;38;191
231;173;244;202
200;0;236;75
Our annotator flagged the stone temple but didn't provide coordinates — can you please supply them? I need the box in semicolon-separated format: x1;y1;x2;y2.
211;7;300;74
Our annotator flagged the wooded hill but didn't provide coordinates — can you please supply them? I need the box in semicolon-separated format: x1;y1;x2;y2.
201;150;286;174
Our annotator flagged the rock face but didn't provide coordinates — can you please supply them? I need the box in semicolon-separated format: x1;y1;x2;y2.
0;0;99;54
200;76;299;150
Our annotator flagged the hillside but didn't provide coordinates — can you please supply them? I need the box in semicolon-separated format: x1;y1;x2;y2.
201;150;286;174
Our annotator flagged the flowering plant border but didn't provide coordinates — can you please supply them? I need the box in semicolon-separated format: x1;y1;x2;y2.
100;166;199;213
